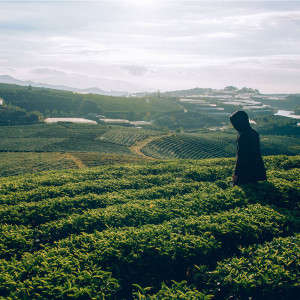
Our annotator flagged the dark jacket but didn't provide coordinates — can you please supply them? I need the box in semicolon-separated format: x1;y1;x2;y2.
230;111;266;185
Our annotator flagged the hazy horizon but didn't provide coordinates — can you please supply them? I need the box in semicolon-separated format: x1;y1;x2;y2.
1;0;300;93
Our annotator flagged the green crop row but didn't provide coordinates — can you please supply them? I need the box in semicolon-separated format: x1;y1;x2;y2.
0;160;227;195
0;181;206;226
1;155;298;195
0;205;290;299
0;152;78;178
100;128;160;146
207;234;300;299
0;174;176;205
133;280;212;300
137;232;299;300
0;161;187;195
0;174;299;260
141;134;235;159
0;184;228;259
0;164;234;204
36;187;243;245
0;164;236;205
267;168;300;182
263;155;300;170
141;133;300;159
0;165;142;194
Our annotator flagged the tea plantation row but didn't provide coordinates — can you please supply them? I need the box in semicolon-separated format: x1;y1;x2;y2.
141;133;300;159
0;155;299;299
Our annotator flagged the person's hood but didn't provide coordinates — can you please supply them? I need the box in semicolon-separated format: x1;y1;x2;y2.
230;110;251;132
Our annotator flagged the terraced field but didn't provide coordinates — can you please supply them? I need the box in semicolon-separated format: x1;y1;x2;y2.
141;133;300;159
0;152;77;177
0;155;299;299
0;124;161;154
141;133;236;159
99;127;162;147
0;152;146;177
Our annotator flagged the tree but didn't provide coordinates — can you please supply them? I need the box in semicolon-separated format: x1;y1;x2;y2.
224;86;238;91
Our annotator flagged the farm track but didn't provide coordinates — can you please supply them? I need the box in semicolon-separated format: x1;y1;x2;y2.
64;153;86;169
130;133;174;159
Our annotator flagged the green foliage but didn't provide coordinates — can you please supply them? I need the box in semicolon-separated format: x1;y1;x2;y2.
142;133;236;159
133;281;213;299
70;152;145;167
0;152;77;177
286;94;300;109
0;104;39;125
0;83;181;120
100;127;161;146
0;122;299;164
142;132;300;159
0;83;86;116
0;152;145;177
153;111;226;130
253;115;300;136
0;155;299;298
207;234;300;299
0;205;290;298
0;123;130;153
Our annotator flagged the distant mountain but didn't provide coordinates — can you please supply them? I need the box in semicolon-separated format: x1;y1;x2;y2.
131;86;262;98
161;87;215;97
0;75;28;86
0;75;129;96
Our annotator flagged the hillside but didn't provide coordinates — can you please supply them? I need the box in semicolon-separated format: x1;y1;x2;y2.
0;155;299;299
0;83;299;133
0;83;182;124
141;132;300;159
0;75;128;96
1;123;300;179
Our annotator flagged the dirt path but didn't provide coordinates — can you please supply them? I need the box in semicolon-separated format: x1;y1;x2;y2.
64;153;86;169
130;133;173;160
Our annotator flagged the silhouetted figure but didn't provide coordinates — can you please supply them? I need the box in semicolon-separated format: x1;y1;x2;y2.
230;111;267;186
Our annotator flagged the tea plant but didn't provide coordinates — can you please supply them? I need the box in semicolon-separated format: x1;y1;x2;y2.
0;155;299;299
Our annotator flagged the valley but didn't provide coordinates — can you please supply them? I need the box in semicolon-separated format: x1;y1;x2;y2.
0;82;299;299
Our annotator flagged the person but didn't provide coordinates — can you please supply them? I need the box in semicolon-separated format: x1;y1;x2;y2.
230;110;266;186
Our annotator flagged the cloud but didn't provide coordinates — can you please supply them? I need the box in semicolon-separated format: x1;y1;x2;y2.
230;55;300;71
204;32;238;39
0;1;300;92
190;10;300;29
31;68;67;76
121;65;148;76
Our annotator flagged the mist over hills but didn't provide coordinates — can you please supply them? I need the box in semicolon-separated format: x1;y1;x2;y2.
0;75;129;97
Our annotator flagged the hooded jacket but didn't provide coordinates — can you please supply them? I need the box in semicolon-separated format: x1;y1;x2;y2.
230;111;267;185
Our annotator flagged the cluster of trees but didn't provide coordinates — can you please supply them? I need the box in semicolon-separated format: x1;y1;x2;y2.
0;84;182;125
162;87;213;97
254;115;300;136
288;95;300;114
224;86;260;94
0;105;40;125
0;84;100;117
257;94;299;111
153;111;225;130
161;86;260;97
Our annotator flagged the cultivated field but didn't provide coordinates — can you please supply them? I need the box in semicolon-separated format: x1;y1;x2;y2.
0;152;145;177
0;155;299;299
142;132;300;159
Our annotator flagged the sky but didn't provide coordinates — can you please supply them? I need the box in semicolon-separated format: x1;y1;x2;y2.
0;0;300;93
